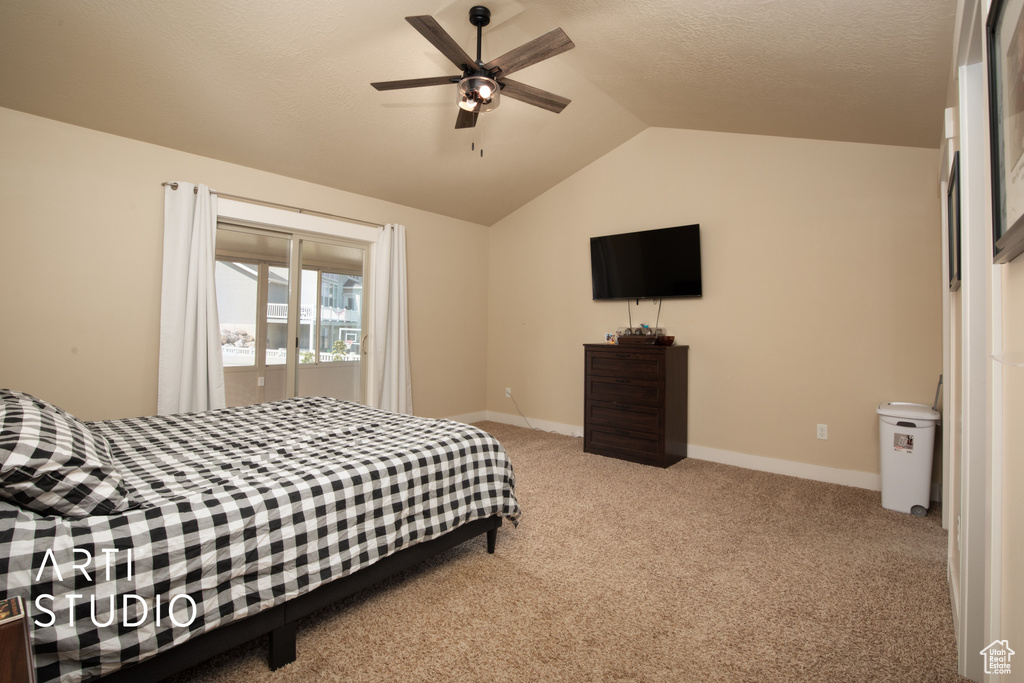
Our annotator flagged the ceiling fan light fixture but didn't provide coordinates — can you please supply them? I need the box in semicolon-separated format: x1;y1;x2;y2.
457;75;500;113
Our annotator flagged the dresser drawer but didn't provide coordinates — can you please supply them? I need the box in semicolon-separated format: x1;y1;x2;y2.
586;400;660;434
585;349;663;379
586;376;661;406
585;425;660;460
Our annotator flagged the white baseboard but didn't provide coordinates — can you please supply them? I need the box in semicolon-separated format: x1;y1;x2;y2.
686;444;882;492
445;411;583;437
483;411;585;437
445;411;489;425
453;412;950;498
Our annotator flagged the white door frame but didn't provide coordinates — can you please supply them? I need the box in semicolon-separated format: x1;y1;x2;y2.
952;18;1005;673
956;59;988;681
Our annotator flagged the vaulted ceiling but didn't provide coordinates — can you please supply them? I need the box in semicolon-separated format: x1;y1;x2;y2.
0;0;957;225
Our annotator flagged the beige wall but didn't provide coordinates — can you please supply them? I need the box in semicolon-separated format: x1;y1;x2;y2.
0;106;489;421
0;107;947;478
487;127;942;475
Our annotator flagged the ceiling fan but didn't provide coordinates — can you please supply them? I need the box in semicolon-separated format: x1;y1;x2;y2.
371;5;575;129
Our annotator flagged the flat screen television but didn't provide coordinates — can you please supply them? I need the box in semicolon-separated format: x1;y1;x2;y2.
590;224;702;300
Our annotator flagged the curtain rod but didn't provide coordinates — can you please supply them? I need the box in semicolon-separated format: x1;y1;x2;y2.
161;181;383;229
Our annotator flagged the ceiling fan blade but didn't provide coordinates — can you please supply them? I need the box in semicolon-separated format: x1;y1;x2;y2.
455;109;479;129
483;28;574;78
371;76;459;91
499;79;571;114
406;15;477;72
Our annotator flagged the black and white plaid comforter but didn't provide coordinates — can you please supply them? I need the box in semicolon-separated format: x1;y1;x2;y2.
0;398;520;683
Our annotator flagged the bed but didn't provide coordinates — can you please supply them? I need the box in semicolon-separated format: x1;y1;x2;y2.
0;390;521;683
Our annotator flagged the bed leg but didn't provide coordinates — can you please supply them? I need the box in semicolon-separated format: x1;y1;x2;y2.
269;622;297;670
486;527;497;554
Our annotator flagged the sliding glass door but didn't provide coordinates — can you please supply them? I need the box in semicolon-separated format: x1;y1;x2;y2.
215;224;368;406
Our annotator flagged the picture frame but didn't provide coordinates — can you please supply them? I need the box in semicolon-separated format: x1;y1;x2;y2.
948;152;962;290
986;0;1024;263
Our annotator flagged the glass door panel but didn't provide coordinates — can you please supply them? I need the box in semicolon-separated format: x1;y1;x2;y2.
266;266;289;366
319;271;363;361
215;226;291;406
215;261;258;368
298;269;319;364
296;239;366;403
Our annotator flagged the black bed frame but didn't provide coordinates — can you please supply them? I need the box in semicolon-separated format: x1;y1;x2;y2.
100;516;502;682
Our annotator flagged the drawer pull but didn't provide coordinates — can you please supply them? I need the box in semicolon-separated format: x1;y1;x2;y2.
615;378;629;383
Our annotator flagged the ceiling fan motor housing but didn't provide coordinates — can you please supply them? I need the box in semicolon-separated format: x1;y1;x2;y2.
469;6;491;29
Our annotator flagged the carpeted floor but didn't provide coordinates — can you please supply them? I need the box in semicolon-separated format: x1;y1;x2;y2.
168;422;966;682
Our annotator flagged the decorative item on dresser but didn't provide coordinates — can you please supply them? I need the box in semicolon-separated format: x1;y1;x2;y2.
583;343;688;468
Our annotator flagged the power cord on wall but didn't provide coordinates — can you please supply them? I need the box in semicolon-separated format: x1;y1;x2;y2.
507;389;535;431
503;390;584;438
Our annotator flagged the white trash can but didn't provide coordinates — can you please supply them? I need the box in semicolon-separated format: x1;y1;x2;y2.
876;402;940;516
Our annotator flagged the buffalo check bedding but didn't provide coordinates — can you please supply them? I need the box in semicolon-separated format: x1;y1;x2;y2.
0;394;521;683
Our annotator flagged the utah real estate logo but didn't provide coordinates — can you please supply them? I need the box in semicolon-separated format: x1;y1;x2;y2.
980;640;1015;676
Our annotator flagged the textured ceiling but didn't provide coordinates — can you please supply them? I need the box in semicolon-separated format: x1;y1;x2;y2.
0;0;956;225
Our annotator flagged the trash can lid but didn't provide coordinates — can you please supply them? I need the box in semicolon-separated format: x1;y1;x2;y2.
876;402;940;420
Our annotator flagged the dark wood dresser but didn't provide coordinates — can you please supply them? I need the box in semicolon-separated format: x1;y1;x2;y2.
583;343;688;468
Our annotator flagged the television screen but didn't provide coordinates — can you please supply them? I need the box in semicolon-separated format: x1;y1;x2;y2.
590;224;702;300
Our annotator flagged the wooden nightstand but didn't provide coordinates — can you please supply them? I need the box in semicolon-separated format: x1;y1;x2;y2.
0;597;35;683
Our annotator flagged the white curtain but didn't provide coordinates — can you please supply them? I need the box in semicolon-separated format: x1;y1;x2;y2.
157;182;226;414
371;224;413;414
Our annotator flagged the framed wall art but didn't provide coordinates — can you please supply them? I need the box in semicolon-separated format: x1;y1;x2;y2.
948;152;962;290
987;0;1024;263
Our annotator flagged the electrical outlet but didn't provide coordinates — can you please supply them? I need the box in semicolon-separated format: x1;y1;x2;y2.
505;387;512;398
816;424;828;440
